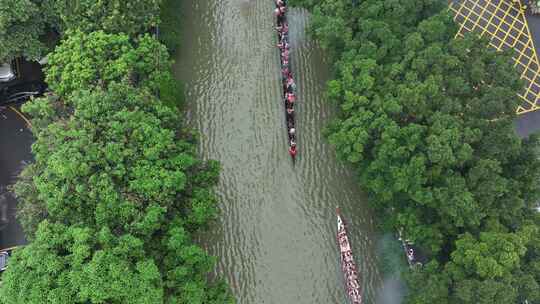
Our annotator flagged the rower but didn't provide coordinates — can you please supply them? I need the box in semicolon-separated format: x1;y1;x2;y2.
287;77;296;89
279;34;288;45
276;22;288;32
276;11;285;24
286;82;295;93
289;145;297;157
289;127;296;136
286;106;294;115
282;67;289;79
277;41;289;50
287;117;295;128
286;92;296;103
276;24;288;36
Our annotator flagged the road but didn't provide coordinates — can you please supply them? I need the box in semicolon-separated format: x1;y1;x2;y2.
517;11;540;136
0;105;32;249
449;0;540;136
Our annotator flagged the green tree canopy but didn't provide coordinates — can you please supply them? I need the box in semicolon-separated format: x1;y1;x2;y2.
4;83;232;303
15;82;218;237
0;0;54;62
0;221;164;304
45;30;170;97
53;0;161;36
0;0;161;62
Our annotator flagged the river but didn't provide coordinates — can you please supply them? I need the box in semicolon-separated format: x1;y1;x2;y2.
174;1;383;303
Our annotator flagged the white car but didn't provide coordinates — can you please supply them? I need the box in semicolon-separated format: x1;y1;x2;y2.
0;62;15;83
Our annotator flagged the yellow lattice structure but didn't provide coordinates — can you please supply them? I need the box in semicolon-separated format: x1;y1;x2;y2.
449;0;540;115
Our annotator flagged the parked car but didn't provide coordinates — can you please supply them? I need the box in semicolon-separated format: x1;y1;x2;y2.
0;62;15;83
0;247;16;274
0;58;46;106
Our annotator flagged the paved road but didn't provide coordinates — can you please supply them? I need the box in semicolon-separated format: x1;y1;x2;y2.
0;105;32;249
518;12;540;137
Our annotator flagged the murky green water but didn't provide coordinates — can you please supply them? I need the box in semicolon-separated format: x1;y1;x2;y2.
174;1;382;302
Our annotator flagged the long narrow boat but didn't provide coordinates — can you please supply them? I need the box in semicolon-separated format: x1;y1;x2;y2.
274;0;297;160
336;207;362;304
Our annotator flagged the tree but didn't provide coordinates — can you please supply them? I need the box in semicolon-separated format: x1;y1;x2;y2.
45;31;170;97
404;261;450;304
0;0;162;63
0;221;164;304
4;83;232;303
53;0;161;36
0;0;54;62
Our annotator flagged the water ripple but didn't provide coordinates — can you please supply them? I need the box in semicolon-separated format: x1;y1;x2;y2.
174;1;382;303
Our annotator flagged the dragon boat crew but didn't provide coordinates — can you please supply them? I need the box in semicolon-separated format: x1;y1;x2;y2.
286;77;296;92
276;23;289;34
275;8;285;24
286;92;296;103
279;32;288;45
281;48;290;60
289;127;296;137
286;106;294;116
282;67;290;81
288;140;297;158
277;40;289;50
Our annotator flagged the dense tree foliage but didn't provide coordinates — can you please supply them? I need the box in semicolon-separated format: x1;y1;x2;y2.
0;0;160;62
15;83;218;235
2;0;232;303
45;31;169;97
291;0;540;303
53;0;161;36
5;84;230;303
0;0;54;62
43;30;182;108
